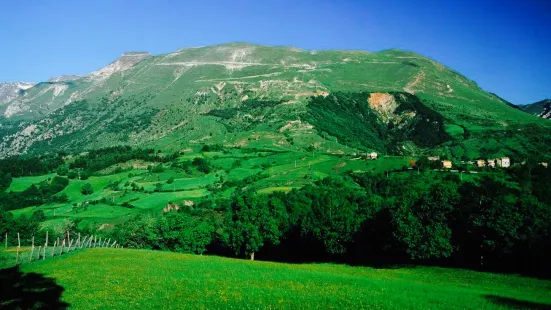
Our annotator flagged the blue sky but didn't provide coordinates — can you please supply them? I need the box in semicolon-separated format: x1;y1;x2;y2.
0;0;549;104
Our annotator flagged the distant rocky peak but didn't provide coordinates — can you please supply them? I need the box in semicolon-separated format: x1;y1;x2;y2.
0;82;35;104
540;99;551;119
89;52;151;80
48;75;82;82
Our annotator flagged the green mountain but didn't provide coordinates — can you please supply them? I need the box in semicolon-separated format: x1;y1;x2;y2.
1;43;549;160
521;99;551;119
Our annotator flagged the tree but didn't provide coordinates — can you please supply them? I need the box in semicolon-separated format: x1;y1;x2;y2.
81;183;94;195
152;165;165;173
391;182;458;259
225;191;288;260
112;214;160;249
192;157;211;174
0;173;12;190
301;178;366;255
158;213;214;254
56;166;69;176
67;170;77;179
155;183;164;192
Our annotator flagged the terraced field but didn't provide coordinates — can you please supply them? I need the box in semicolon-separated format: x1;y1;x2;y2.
5;148;415;230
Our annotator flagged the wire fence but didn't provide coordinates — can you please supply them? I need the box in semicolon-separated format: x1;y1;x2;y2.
1;232;120;268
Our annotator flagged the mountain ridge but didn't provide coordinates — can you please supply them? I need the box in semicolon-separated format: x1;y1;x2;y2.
0;42;549;160
0;82;35;105
521;99;551;119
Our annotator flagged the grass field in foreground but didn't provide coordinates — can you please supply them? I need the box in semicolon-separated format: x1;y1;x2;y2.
5;249;551;309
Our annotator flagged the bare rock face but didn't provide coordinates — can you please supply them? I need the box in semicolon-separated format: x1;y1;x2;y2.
368;93;398;123
48;75;82;82
539;100;551;119
0;82;34;104
89;52;151;80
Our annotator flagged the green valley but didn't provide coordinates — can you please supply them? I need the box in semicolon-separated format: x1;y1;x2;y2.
2;42;551;309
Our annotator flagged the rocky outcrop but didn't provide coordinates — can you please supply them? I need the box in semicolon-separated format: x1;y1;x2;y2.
0;82;34;104
89;52;151;80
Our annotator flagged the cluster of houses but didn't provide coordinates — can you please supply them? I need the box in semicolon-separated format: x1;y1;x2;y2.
475;157;510;168
427;156;512;169
363;152;548;170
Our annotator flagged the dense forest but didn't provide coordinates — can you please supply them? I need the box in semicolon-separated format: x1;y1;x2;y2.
102;167;551;277
1;147;550;278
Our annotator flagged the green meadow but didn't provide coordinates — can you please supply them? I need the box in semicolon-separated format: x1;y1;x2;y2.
3;248;550;309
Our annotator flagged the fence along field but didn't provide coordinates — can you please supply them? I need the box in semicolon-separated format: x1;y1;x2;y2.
2;231;120;268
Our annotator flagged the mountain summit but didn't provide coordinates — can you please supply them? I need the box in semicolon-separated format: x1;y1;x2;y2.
0;43;549;159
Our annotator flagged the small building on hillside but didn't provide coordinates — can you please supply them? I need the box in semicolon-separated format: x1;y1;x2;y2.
496;157;510;168
487;159;496;168
369;152;378;160
163;204;180;213
442;160;452;169
428;156;440;161
541;162;548;168
476;159;486;167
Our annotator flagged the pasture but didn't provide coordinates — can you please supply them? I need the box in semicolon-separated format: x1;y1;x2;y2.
3;248;550;309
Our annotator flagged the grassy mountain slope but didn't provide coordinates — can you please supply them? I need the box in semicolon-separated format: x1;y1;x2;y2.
0;43;549;159
521;99;551;119
7;248;551;309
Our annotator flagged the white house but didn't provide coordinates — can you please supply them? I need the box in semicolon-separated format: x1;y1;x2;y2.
496;157;510;168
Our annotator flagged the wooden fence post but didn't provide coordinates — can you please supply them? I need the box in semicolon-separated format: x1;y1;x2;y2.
37;246;41;261
29;236;35;263
59;240;64;256
111;241;117;248
15;233;21;265
51;241;57;257
44;231;48;260
98;237;102;248
4;232;6;249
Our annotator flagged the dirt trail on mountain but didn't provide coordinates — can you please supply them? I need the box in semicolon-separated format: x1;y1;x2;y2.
403;72;425;94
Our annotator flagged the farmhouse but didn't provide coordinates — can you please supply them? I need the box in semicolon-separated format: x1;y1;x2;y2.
442;160;452;169
163;204;180;213
369;152;378;160
541;162;548;168
487;159;496;168
496;157;510;168
428;156;440;161
476;159;486;167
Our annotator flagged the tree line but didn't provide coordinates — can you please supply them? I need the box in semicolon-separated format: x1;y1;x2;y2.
108;165;551;277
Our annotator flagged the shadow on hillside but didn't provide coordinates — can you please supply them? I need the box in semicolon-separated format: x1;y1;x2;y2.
485;295;551;310
0;266;69;309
